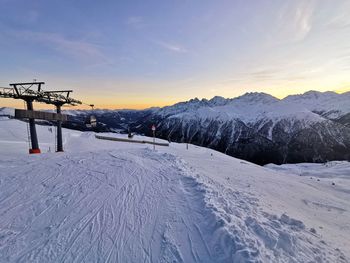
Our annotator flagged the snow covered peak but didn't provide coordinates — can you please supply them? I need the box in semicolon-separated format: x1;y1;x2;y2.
208;96;227;106
189;97;200;103
284;90;338;101
304;90;338;97
156;90;338;124
158;92;281;118
233;92;279;104
159;97;209;117
283;90;350;118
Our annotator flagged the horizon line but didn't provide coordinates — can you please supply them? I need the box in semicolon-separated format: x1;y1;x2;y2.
1;89;349;111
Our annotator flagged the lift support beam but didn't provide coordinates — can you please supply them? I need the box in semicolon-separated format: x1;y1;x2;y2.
15;109;68;121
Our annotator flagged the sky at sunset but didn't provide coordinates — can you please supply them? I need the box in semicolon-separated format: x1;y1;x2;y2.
0;0;350;109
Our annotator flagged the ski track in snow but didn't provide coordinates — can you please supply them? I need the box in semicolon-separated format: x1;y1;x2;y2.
0;148;348;262
0;149;239;262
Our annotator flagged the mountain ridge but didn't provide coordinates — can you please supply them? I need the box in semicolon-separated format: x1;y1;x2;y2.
130;90;350;164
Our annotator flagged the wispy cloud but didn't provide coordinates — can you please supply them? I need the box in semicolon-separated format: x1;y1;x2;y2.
275;0;316;43
293;1;315;40
153;40;188;53
9;30;109;64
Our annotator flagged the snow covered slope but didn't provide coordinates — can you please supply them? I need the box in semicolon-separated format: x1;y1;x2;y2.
0;107;14;117
0;118;349;262
284;91;350;119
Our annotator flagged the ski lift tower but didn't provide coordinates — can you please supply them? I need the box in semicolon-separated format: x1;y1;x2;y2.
41;90;82;152
2;82;45;153
0;81;82;153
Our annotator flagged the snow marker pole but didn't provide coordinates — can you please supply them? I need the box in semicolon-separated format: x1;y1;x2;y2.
152;124;156;151
153;130;155;151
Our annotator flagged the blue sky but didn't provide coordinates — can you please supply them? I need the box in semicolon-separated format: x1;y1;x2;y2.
0;0;350;109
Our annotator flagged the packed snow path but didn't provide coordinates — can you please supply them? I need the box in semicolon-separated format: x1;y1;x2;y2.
0;149;239;262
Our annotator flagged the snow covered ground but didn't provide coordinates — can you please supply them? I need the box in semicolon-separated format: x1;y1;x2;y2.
0;117;349;262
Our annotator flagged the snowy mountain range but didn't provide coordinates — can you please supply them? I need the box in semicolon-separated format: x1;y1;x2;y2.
126;90;350;164
1;90;349;165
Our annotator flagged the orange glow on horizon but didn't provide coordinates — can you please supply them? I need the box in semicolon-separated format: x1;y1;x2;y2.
1;89;349;110
0;98;176;110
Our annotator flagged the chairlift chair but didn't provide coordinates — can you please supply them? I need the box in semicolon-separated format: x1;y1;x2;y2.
85;104;97;128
